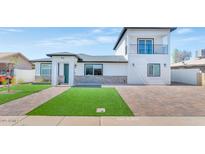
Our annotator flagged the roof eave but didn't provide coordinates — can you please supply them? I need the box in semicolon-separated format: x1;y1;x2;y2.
46;53;82;60
30;60;52;63
113;27;177;50
78;61;128;63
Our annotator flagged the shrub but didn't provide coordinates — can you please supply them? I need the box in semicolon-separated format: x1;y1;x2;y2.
35;76;50;83
17;79;25;84
2;79;7;86
11;77;16;85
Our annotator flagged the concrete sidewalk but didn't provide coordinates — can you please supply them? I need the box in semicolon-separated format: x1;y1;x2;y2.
1;116;205;126
0;87;68;116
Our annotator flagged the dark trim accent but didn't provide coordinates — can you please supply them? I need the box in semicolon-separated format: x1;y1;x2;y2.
137;38;154;54
64;63;69;84
33;60;127;63
113;28;127;50
31;60;52;62
79;61;127;63
57;63;60;76
113;27;177;50
147;63;161;77
84;64;103;76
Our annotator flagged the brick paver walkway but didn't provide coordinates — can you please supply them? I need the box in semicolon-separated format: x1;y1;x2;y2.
116;85;205;116
0;87;68;116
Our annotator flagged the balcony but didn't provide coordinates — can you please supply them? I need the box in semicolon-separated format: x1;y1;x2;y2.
128;44;168;54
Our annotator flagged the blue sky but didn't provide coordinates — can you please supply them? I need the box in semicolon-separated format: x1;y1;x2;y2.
0;27;205;60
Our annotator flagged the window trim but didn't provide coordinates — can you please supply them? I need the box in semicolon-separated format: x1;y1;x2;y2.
40;63;52;76
84;64;103;76
137;38;154;54
147;63;161;77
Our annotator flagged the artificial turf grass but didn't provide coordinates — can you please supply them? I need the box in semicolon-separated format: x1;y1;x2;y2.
27;87;134;116
0;84;50;105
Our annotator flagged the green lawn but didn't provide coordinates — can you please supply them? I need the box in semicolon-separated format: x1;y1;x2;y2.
0;84;50;105
27;87;134;116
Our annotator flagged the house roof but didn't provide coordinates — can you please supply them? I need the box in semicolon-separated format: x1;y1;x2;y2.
0;52;31;62
113;27;177;50
171;58;205;68
46;52;81;60
30;58;52;62
77;54;127;63
31;52;128;63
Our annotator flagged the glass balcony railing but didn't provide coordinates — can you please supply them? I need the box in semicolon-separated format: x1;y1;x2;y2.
128;44;168;54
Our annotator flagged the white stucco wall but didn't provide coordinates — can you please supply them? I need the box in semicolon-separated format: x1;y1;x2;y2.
126;29;171;84
34;62;41;76
14;69;35;83
115;33;127;56
75;63;128;76
51;56;78;86
127;55;170;84
171;68;200;85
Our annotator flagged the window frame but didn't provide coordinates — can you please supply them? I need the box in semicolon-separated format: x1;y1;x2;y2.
40;63;52;77
147;63;161;77
137;38;154;54
84;64;103;76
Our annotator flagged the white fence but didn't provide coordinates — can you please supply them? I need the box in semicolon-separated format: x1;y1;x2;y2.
14;69;35;83
171;68;201;85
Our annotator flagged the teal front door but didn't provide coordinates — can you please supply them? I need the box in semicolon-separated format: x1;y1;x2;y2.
64;64;69;84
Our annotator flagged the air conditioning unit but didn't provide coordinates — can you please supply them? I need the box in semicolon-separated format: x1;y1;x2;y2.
196;49;205;58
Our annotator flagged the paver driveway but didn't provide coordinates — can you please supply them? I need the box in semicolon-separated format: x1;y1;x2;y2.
116;85;205;116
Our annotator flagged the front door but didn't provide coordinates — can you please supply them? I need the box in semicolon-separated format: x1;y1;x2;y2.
64;64;69;84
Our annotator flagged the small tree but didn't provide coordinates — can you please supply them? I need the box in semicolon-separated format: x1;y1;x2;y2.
5;63;14;92
172;48;192;63
5;55;20;93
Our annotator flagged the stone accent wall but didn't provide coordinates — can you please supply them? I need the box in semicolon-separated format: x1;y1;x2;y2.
197;73;205;86
74;76;127;85
35;76;51;82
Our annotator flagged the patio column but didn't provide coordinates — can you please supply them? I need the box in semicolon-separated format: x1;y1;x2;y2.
51;61;58;86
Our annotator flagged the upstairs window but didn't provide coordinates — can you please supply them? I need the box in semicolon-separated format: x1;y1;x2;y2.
85;64;103;76
138;39;154;54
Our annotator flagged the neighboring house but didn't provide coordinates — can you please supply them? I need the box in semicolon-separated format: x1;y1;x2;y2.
171;49;205;72
171;58;205;72
0;52;34;84
31;27;176;86
0;52;32;75
171;49;205;86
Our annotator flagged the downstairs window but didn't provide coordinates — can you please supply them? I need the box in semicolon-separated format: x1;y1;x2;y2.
40;63;52;76
147;63;160;77
85;64;103;76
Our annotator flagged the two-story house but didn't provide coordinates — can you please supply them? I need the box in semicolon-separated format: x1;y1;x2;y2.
31;27;176;86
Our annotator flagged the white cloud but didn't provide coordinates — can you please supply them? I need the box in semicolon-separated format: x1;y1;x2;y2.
177;28;193;34
91;28;104;34
91;27;121;35
38;36;96;47
38;35;117;47
179;37;199;42
96;36;117;43
37;28;120;47
0;28;23;33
